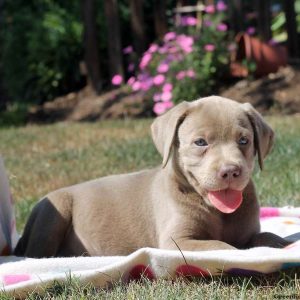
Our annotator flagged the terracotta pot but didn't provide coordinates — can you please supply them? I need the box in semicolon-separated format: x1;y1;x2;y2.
231;33;287;77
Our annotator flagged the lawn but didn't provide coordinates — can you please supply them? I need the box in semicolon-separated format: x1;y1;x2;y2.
0;115;300;299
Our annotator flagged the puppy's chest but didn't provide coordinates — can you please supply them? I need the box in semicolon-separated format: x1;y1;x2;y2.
187;209;224;240
192;212;241;243
178;194;245;244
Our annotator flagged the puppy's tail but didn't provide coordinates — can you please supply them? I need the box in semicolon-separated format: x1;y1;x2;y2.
14;191;73;258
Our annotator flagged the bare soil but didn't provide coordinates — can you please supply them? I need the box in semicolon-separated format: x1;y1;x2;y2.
220;66;300;115
28;66;300;123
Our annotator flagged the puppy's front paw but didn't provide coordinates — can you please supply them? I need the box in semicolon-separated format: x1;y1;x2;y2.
168;239;237;251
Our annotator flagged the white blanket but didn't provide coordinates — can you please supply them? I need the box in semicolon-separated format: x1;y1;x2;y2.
1;240;300;298
1;156;300;298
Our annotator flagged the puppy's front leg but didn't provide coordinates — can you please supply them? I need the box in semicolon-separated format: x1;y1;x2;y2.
163;239;236;251
247;232;292;248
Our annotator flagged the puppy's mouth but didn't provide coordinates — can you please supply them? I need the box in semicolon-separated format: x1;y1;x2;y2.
207;189;243;214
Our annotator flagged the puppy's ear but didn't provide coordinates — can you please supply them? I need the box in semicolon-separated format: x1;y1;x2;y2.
242;103;274;170
151;101;189;168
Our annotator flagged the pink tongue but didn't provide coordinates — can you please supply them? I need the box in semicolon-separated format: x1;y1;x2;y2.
207;189;243;214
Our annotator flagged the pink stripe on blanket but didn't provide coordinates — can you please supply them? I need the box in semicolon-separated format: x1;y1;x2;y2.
3;274;31;286
260;207;280;219
128;264;155;281
176;264;209;277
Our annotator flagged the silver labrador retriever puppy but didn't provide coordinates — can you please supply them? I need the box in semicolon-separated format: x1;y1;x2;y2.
15;96;290;257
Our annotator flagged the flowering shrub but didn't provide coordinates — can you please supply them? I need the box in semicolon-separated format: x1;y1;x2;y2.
113;1;234;115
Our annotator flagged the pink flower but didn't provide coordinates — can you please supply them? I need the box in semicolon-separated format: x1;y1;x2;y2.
204;20;213;27
176;71;186;80
205;5;215;14
246;27;256;35
176;35;194;54
127;63;135;72
123;45;133;54
166;54;176;62
153;101;174;115
164;101;174;109
181;16;198;26
140;83;151;91
183;46;193;54
177;35;194;48
153;74;165;85
153;93;161;102
216;1;227;11
157;63;169;73
169;47;179;54
164;32;176;42
186;16;198;26
162;83;173;92
132;81;141;91
138;73;151;82
217;23;228;32
127;76;135;86
204;44;215;52
140;78;153;91
153;102;167;115
111;74;123;85
187;69;196;78
158;46;167;54
148;43;159;53
161;91;172;102
139;53;152;70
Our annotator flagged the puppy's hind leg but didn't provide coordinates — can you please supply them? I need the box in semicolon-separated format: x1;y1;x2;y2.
14;192;73;258
246;232;292;248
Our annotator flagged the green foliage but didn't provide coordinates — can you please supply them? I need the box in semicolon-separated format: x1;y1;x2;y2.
296;0;300;32
0;103;28;127
270;0;300;43
271;12;287;42
0;0;83;103
173;11;232;103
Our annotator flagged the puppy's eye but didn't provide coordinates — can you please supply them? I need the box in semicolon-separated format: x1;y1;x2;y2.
194;138;208;146
238;136;249;145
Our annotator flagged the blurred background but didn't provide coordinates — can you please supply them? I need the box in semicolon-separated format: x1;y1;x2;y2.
0;0;299;125
0;1;299;243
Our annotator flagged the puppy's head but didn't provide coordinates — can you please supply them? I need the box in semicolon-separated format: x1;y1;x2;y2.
151;96;274;213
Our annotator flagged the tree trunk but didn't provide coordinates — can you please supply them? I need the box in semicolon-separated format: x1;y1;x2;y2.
104;0;124;81
129;0;146;56
82;0;102;93
256;0;272;41
283;0;299;59
153;0;168;40
0;0;8;109
228;0;244;34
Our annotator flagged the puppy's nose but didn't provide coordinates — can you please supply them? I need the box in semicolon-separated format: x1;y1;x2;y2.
218;164;241;180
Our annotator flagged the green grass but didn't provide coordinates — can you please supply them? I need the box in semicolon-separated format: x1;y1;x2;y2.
1;273;298;299
0;116;300;299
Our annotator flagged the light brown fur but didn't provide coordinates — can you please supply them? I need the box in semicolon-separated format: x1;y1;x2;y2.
14;96;290;258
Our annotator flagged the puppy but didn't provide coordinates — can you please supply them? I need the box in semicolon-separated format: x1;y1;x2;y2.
14;96;290;257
